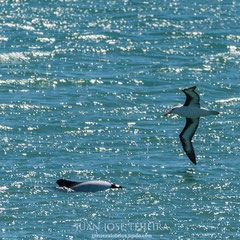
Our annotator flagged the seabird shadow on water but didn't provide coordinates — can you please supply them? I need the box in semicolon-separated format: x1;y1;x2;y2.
181;168;198;184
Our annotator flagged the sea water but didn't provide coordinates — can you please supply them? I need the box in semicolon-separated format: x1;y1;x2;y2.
0;0;239;239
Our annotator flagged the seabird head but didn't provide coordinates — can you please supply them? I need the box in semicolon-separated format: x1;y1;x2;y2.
111;183;123;189
164;107;181;116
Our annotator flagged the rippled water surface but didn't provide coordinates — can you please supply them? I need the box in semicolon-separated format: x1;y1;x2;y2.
0;0;240;239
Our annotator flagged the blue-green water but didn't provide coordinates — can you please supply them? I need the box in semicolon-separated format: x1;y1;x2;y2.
0;0;240;239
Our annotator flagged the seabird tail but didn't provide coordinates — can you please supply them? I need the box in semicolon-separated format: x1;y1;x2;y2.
210;110;219;115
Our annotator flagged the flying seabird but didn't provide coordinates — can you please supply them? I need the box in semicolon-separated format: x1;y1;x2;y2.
164;86;219;164
56;179;123;192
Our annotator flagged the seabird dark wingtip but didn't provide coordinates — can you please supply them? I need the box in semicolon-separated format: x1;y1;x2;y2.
190;158;197;165
184;149;197;165
182;86;197;92
185;148;197;165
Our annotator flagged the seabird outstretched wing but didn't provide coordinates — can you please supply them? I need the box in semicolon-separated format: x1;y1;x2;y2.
179;118;199;164
182;86;200;108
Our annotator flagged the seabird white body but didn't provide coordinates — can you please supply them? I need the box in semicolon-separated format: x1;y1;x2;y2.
172;106;218;118
56;179;122;193
164;86;219;164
